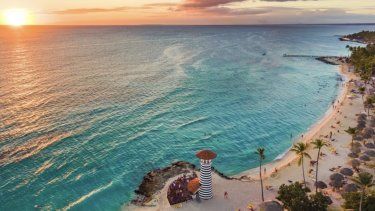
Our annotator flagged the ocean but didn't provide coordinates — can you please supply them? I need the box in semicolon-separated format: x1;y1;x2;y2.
0;25;374;210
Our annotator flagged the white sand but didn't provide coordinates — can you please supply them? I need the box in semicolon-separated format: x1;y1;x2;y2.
127;64;368;211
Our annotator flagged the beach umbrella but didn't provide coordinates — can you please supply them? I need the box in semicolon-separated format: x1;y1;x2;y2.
352;142;362;148
359;155;370;161
259;201;283;211
370;118;375;127
330;173;344;181
187;178;200;194
340;168;354;176
364;142;375;149
348;159;361;168
315;181;328;189
348;152;359;158
343;183;358;193
357;121;366;130
358;114;367;121
362;128;374;139
329;180;344;189
354;135;364;142
364;150;375;157
351;147;361;154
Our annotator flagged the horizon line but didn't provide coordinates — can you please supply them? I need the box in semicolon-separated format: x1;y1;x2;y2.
1;23;375;27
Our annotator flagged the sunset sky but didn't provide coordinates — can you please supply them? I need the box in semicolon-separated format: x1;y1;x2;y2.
1;0;375;25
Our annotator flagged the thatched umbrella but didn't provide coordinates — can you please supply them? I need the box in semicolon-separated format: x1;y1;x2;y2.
351;147;361;154
364;142;375;149
370;117;375;127
358;114;367;121
359;155;370;161
354;135;364;142
357;121;366;130
348;152;359;158
315;181;328;189
364;150;375;157
329;180;344;189
330;173;344;181
340;168;354;176
348;159;361;168
362;128;374;139
343;183;358;193
259;201;283;211
352;142;362;148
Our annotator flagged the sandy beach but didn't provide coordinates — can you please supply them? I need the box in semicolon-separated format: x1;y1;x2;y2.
127;63;370;211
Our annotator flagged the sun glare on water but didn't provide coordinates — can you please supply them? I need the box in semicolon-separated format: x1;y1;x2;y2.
3;9;29;26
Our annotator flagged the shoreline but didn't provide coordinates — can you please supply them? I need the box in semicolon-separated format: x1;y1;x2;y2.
127;61;363;211
235;62;350;180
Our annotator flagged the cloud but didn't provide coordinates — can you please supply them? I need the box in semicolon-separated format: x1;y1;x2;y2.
179;0;246;9
51;7;131;14
260;0;317;1
201;7;270;15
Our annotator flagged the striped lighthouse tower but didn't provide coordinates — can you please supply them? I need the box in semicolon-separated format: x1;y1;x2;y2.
196;149;217;200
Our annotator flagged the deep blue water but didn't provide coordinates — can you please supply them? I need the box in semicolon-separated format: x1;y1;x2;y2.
0;25;374;210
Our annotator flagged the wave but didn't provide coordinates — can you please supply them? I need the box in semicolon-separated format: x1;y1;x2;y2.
62;181;113;210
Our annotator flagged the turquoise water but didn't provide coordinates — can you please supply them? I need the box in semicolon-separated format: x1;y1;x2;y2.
0;25;374;210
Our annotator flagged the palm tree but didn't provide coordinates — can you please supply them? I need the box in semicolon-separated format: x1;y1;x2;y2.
359;86;365;101
291;142;311;189
352;172;374;211
311;139;328;193
364;97;374;116
345;127;357;146
255;147;265;202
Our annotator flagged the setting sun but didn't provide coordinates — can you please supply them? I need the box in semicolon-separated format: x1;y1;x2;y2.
3;9;29;26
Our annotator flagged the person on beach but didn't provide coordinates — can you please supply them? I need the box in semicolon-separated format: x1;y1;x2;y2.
264;168;266;175
224;191;228;199
330;131;332;139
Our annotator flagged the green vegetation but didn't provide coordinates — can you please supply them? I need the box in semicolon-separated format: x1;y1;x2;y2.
312;139;328;193
291;142;311;188
345;127;357;146
342;31;375;44
255;147;265;202
277;182;331;211
348;44;375;81
342;189;375;211
351;172;374;211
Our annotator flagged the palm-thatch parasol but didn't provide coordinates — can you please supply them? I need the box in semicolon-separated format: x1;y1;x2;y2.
343;183;358;192
187;178;200;194
315;181;328;189
330;173;344;181
354;135;364;142
340;168;354;176
358;114;367;121
259;200;283;211
329;180;344;189
357;121;366;130
348;159;361;168
364;150;375;157
370;117;375;127
348;152;359;158
351;147;361;154
359;155;370;161
364;142;375;149
352;142;362;148
362;128;374;139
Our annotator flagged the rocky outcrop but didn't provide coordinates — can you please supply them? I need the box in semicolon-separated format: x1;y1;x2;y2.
131;161;253;206
132;161;197;205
